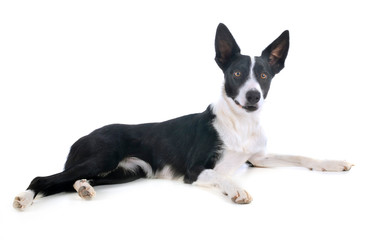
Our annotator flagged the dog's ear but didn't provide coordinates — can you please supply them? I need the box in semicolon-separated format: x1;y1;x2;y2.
215;23;241;70
261;30;289;74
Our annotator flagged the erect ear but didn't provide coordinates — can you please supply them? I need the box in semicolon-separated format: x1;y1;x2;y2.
261;30;289;74
215;23;241;70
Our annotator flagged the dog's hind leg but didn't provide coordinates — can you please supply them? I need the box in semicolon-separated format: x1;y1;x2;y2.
249;154;354;172
13;156;119;210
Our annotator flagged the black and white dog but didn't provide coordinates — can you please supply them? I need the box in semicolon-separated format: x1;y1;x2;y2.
14;23;353;209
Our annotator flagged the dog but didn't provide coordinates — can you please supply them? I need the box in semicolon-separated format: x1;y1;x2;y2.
13;23;353;209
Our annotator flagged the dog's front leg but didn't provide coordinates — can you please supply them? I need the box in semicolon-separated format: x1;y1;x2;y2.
193;169;252;204
249;154;354;172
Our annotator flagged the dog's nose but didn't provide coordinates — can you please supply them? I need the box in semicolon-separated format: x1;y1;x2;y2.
246;90;261;105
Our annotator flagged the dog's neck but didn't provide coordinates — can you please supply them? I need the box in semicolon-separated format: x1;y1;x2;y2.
211;88;266;153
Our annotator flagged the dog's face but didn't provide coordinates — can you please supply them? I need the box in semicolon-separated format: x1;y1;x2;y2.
215;23;289;113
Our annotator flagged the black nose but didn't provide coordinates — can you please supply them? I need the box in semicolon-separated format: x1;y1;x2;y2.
246;90;261;104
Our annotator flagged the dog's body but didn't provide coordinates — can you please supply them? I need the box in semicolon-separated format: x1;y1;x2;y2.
14;24;353;209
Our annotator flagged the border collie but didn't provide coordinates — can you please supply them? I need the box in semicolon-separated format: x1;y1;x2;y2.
14;23;353;209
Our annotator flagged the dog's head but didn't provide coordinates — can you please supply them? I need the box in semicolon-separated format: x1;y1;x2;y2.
215;23;289;113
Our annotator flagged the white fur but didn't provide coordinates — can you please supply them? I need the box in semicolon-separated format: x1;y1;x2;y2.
13;190;34;210
120;158;181;180
155;165;179;180
212;92;266;153
118;157;153;178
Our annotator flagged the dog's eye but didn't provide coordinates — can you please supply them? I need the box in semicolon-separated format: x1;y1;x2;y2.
233;71;242;78
260;73;267;79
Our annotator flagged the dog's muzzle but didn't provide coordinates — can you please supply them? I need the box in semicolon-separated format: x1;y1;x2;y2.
234;90;261;112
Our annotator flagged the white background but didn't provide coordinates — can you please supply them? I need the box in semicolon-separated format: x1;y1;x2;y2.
1;0;374;239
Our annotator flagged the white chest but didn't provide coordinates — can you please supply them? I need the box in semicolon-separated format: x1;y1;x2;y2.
213;125;267;176
216;119;266;153
213;104;267;152
211;100;267;176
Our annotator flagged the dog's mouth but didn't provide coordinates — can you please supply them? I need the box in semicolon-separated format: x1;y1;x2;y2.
234;100;258;112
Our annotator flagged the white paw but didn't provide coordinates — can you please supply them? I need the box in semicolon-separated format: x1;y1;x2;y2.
13;190;34;210
225;188;253;204
73;179;96;200
310;160;354;172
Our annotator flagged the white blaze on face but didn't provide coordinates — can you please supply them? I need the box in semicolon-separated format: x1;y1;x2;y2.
234;57;264;108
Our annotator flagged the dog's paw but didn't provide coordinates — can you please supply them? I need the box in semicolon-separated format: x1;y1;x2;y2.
310;160;354;172
78;186;96;200
224;189;252;204
13;190;34;210
73;179;96;200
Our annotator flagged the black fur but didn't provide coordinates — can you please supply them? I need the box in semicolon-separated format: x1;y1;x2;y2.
27;106;222;197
